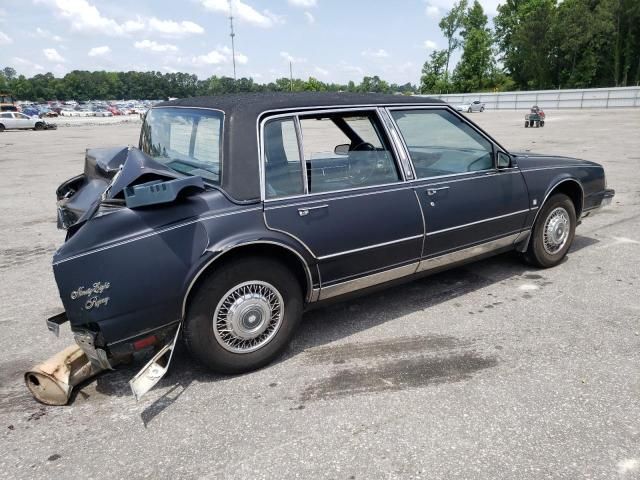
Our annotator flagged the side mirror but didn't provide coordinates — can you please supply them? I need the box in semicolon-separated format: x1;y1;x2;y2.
497;151;511;169
334;144;349;156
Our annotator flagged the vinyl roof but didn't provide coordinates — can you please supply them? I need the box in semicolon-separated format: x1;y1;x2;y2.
152;93;447;202
157;92;444;116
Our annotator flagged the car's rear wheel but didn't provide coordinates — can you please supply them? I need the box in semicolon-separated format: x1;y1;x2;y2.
524;193;576;268
0;124;5;132
184;257;303;374
540;120;545;127
525;121;529;128
468;107;472;113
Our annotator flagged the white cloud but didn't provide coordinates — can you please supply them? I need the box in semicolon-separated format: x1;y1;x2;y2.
34;27;63;41
424;0;500;16
0;30;11;45
192;46;248;66
134;40;178;53
340;63;364;76
304;11;315;24
200;0;283;28
12;57;45;72
288;0;316;7
38;0;204;37
43;48;65;62
88;45;111;57
147;17;204;36
424;40;437;50
362;48;389;58
280;51;306;63
314;66;329;76
425;4;440;17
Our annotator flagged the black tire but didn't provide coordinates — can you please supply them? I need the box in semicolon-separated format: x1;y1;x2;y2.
184;256;303;374
524;193;576;268
525;121;529;128
0;124;4;132
480;107;484;112
468;107;472;113
34;122;44;131
540;121;545;127
535;121;539;128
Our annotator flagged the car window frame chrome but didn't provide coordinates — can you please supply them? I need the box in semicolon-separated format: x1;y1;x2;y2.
259;106;408;202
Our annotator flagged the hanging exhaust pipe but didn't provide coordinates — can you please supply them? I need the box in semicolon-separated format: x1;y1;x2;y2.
24;344;103;406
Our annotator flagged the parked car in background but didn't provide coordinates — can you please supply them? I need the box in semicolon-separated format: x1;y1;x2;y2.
46;92;614;399
456;100;485;113
0;112;56;131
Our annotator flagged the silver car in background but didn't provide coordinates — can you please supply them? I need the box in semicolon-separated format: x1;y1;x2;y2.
0;112;54;131
456;100;485;113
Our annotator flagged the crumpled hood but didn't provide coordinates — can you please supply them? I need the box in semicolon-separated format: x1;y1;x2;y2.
56;146;198;231
512;152;601;170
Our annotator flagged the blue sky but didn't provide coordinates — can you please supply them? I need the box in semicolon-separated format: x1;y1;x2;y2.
0;0;500;84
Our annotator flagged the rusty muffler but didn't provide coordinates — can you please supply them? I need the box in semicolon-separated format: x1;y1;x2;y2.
24;345;103;406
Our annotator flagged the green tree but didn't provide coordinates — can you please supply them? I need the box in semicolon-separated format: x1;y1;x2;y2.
439;0;468;83
453;1;495;92
420;49;449;93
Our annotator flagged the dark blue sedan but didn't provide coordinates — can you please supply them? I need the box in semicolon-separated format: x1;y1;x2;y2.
47;93;614;398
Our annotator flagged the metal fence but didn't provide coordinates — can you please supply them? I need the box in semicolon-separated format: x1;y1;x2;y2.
423;86;640;110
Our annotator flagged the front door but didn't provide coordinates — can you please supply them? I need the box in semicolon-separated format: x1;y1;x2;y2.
262;110;424;296
389;108;530;260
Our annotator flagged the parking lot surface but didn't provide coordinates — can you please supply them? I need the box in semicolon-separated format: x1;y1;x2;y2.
1;109;639;479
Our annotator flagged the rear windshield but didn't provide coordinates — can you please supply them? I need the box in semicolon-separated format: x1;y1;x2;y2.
140;107;223;184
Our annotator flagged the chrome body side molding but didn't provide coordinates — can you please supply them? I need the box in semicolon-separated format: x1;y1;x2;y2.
318;231;527;301
417;232;523;272
319;262;420;300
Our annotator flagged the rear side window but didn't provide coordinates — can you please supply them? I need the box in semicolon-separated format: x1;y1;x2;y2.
140;107;223;184
264;118;304;199
391;109;494;178
299;111;400;193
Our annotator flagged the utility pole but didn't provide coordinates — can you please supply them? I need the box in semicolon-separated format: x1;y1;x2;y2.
228;0;237;80
289;61;293;91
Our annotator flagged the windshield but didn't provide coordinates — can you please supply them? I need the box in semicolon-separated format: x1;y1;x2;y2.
140;107;223;184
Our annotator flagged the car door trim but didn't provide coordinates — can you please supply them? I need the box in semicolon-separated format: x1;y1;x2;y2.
317;234;424;260
426;208;531;236
319;231;525;300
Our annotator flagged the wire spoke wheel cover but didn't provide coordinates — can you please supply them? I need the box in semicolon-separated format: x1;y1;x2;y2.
213;281;284;354
542;207;571;255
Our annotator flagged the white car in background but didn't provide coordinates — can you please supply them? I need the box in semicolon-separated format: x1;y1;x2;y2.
456;100;485;113
0;112;55;131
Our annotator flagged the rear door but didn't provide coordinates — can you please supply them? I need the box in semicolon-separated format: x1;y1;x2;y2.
389;107;530;260
262;110;424;296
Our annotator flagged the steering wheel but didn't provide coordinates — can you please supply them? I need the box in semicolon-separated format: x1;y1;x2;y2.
466;154;490;172
347;142;377;186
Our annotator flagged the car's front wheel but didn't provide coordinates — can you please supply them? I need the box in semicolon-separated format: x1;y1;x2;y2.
184;256;303;374
524;193;576;268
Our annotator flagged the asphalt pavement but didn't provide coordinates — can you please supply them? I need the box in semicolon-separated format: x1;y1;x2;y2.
0;109;638;479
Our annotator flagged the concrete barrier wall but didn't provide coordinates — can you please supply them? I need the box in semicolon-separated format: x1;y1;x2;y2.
422;86;640;110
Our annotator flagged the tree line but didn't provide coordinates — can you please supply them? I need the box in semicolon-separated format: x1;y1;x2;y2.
1;0;638;101
422;0;640;93
0;67;415;102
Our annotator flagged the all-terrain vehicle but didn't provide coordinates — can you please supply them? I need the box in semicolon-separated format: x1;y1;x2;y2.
525;105;545;128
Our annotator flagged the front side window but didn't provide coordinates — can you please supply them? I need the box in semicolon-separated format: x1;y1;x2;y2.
140;107;223;184
299;111;400;193
391;109;494;178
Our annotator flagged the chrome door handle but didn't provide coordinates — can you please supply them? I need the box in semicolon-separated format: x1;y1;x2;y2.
426;186;450;196
298;204;328;217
